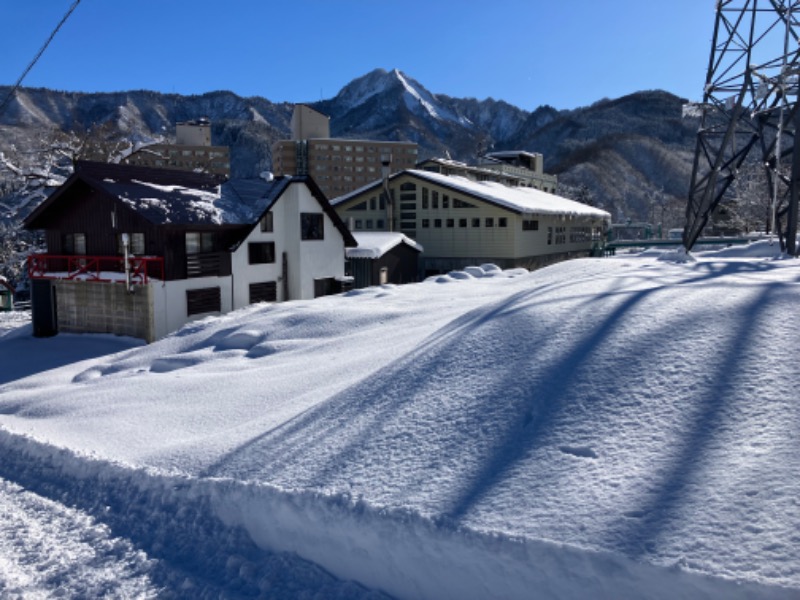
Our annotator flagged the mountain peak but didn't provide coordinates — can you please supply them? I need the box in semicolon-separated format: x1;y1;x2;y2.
329;68;471;127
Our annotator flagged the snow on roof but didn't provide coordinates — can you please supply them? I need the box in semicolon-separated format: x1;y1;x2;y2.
407;170;610;219
96;174;289;226
346;232;423;259
332;169;610;220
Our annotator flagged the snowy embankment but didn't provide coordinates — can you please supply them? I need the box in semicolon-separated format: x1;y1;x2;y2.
1;242;799;599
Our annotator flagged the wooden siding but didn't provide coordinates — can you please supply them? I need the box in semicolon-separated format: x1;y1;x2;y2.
347;242;420;288
38;183;164;258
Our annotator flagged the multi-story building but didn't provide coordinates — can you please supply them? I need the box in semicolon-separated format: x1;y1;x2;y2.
122;118;231;177
418;150;558;193
272;105;418;198
331;169;609;275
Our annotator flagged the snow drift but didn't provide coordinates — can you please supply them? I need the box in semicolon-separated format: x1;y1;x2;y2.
0;244;798;598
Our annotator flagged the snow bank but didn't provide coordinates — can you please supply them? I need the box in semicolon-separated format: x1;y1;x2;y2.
1;256;799;598
0;429;792;600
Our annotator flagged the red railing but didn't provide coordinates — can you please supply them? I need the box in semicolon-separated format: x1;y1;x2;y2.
28;254;165;285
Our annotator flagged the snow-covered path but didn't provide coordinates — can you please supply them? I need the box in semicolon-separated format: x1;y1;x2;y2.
0;476;158;599
0;452;391;600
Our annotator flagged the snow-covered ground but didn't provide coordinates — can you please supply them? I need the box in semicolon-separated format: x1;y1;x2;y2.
0;242;798;599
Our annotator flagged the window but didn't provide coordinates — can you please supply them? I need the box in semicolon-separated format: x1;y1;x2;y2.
547;226;553;245
249;281;277;304
400;182;417;191
442;195;449;209
301;213;324;240
459;218;467;228
453;199;476;209
400;212;416;220
522;220;539;231
434;219;442;228
248;242;275;264
570;226;591;243
432;191;439;209
485;218;494;228
472;218;481;227
347;201;368;211
117;233;145;255
376;219;385;229
499;218;508;228
63;233;86;255
366;219;374;229
260;211;273;232
422;197;429;209
186;287;221;316
370;197;376;210
314;277;338;298
446;219;454;228
186;232;215;254
422;219;430;228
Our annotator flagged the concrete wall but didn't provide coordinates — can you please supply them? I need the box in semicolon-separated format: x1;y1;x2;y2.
54;280;156;342
291;105;330;140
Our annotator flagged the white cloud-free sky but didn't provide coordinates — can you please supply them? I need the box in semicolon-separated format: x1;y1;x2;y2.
0;0;714;110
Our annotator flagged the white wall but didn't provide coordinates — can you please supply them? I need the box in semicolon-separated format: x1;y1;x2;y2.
280;184;347;300
147;181;347;341
230;181;347;308
152;276;233;338
231;209;284;309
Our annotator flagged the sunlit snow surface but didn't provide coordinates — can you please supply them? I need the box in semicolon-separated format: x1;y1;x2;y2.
1;242;798;599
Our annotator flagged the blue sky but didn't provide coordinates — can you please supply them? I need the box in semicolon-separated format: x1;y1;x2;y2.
1;1;714;111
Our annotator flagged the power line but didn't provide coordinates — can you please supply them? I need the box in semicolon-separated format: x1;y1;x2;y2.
0;0;82;117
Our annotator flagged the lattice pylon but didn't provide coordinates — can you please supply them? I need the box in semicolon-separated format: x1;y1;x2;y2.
684;0;800;255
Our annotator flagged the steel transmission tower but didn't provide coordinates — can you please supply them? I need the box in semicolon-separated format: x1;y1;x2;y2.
684;0;800;255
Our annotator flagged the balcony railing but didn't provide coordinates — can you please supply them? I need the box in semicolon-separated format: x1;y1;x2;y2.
28;254;165;285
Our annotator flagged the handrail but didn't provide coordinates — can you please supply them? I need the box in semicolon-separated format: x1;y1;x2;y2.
27;254;165;285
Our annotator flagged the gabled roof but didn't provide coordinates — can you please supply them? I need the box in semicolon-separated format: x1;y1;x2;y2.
24;161;357;247
331;169;611;220
0;275;14;294
346;232;423;259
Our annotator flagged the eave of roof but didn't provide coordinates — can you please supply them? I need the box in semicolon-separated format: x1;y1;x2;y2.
331;170;610;220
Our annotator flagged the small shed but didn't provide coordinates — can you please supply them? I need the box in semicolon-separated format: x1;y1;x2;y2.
0;276;15;311
346;232;423;288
